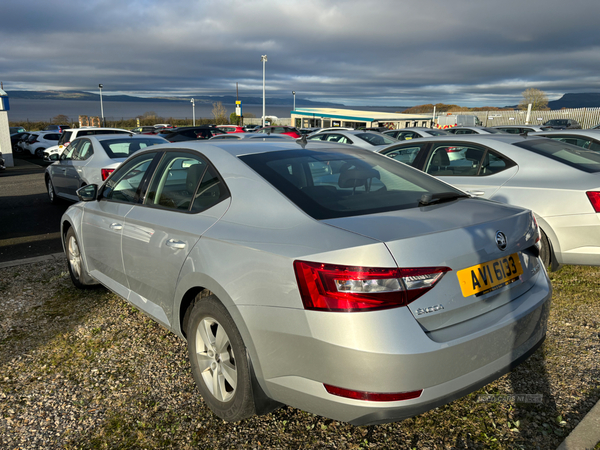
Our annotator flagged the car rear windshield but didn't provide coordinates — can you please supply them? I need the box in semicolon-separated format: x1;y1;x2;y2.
514;138;600;173
100;138;166;158
240;147;465;220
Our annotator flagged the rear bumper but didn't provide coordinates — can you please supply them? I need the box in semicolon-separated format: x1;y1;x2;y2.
240;270;551;425
547;213;600;266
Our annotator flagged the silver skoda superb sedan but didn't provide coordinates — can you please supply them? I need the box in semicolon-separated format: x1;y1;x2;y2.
61;140;551;425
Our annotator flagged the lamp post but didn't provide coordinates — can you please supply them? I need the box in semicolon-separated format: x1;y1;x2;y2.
98;84;104;127
191;98;195;126
292;91;296;111
261;55;267;127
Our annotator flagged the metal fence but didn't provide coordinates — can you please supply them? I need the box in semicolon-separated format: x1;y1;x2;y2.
443;108;600;129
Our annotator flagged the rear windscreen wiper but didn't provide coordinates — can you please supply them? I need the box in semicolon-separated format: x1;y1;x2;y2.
419;192;470;206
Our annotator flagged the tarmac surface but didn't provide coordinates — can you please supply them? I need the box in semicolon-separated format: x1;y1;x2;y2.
0;156;598;449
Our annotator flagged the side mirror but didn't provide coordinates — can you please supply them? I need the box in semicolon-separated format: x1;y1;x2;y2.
76;184;98;202
48;154;59;161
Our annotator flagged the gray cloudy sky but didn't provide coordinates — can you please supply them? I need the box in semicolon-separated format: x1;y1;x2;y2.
2;0;600;106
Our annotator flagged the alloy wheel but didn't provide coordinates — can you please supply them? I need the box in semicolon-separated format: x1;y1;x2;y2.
195;316;237;402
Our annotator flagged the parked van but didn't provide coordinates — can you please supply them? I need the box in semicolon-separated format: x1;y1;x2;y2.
436;114;482;129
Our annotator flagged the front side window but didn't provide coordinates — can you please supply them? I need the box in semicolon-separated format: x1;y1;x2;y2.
103;153;158;203
240;148;465;220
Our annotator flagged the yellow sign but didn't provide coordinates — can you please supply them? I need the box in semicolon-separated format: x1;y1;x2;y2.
456;253;523;297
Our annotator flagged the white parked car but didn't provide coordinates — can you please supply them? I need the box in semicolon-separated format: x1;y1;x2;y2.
23;131;62;157
54;127;131;155
45;134;167;203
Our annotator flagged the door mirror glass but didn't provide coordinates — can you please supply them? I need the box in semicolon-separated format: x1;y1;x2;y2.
77;184;98;202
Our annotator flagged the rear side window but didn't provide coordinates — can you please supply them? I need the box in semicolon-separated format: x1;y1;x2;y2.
380;144;424;165
424;144;513;177
144;152;228;212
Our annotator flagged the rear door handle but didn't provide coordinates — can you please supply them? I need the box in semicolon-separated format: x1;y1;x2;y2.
467;190;485;197
166;239;186;249
110;223;123;230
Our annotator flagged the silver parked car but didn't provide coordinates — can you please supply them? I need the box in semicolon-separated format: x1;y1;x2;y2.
45;134;167;203
492;125;545;134
379;134;600;269
307;130;397;150
446;127;508;135
60;140;550;425
531;129;600;151
384;127;449;140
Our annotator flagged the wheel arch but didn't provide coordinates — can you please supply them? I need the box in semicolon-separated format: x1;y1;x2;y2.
175;275;280;415
533;214;561;271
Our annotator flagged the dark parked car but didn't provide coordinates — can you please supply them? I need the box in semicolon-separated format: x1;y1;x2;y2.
159;126;226;142
10;132;30;152
10;126;26;134
541;119;581;130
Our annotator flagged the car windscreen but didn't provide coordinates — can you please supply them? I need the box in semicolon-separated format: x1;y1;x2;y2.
482;128;506;134
514;138;600;173
100;138;166;159
239;147;465;220
355;133;397;146
58;131;72;145
427;129;448;136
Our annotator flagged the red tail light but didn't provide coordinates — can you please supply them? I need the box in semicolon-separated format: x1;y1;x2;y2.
586;192;600;212
324;384;423;402
101;168;115;181
293;260;450;312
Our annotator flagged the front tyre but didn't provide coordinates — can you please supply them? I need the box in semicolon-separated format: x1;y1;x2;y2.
65;228;97;289
47;176;58;204
187;295;256;422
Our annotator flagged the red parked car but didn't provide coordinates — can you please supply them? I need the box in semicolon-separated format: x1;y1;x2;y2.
255;126;301;138
216;125;246;134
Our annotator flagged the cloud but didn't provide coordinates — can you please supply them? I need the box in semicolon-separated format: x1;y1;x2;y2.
1;0;600;106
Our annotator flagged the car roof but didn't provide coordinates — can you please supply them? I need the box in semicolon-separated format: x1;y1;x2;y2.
75;133;166;143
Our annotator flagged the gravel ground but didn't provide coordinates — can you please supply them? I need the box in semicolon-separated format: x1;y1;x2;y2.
0;257;598;449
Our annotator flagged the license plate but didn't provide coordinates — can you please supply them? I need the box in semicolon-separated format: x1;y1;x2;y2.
456;253;523;297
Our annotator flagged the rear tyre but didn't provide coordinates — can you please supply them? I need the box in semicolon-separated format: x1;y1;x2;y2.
539;229;551;268
187;295;256;422
35;148;45;158
65;228;97;289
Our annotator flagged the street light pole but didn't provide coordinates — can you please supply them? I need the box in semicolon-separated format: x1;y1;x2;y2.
292;91;296;111
261;55;267;127
98;84;104;127
191;98;195;126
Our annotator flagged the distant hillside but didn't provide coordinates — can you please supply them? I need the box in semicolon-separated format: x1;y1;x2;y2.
6;90;345;107
548;93;600;110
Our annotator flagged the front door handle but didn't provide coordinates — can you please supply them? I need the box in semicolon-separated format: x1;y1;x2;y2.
467;190;485;197
166;239;186;249
110;223;123;230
